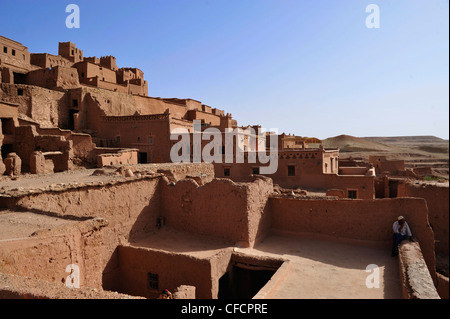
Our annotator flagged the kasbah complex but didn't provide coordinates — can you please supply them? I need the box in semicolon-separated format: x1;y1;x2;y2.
0;34;448;300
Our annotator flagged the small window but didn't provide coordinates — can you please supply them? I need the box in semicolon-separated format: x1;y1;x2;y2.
148;137;153;144
252;167;259;175
147;272;159;291
224;168;230;177
3;47;7;53
348;190;358;199
72;99;78;107
116;136;120;144
71;50;74;55
288;165;295;176
17;89;23;96
12;49;15;56
81;72;85;78
137;137;141;142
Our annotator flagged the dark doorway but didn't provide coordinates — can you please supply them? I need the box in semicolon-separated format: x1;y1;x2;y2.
389;180;399;198
68;110;78;130
13;72;27;84
1;144;14;161
218;264;276;299
1;118;15;135
288;165;295;176
218;272;232;299
348;190;358;199
138;152;148;164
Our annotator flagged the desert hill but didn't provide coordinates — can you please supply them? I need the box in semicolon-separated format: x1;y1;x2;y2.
322;134;449;179
322;135;394;153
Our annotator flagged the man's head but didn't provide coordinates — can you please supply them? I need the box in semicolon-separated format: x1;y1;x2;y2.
398;216;405;225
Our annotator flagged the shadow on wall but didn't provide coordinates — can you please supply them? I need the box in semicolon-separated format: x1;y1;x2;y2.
268;197;436;285
102;175;274;298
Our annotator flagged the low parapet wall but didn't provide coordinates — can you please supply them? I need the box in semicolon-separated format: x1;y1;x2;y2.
397;181;449;256
160;175;273;247
269;197;436;280
96;148;138;167
398;241;440;299
253;260;291;299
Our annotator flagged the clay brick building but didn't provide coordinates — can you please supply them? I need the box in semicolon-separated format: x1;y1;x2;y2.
0;34;447;300
0;34;441;205
0;35;389;200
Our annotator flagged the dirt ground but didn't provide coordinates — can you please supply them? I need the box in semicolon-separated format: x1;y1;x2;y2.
238;234;403;299
0;210;77;242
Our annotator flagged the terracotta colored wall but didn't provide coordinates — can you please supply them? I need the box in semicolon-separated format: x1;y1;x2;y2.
134;96;191;120
398;241;440;299
339;167;371;175
369;156;405;174
397;182;449;256
0;83;69;128
6;177;161;289
269;197;436;279
96;149;138;167
187;109;221;126
0;219;104;290
160;176;273;247
0;36;31;70
30;53;72;69
27;66;79;90
74;62;116;83
117;245;214;299
214;162;375;199
98;115;171;163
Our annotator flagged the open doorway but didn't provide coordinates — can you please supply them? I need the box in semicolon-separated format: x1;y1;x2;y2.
138;152;148;164
219;264;276;299
1;143;14;163
218;255;283;299
13;72;27;84
68;110;78;130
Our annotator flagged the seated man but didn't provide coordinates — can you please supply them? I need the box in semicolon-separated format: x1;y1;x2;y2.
158;289;173;299
392;216;413;256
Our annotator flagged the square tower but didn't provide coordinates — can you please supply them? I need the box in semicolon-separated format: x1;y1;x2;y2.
58;42;83;63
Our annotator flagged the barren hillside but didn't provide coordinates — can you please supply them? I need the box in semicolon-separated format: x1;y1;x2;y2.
323;135;449;179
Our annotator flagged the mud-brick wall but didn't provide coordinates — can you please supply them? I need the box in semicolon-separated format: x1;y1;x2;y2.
0;219;106;291
0;228;82;287
160;176;273;247
117;246;216;299
398;182;449;256
0;83;69;128
7;177;162;289
269;197;436;280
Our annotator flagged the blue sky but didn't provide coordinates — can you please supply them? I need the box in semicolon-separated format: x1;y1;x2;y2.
0;0;448;139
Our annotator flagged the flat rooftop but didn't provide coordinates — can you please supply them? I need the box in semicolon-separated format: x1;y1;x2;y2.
0;163;210;196
239;234;403;299
130;228;403;299
0;166;404;299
